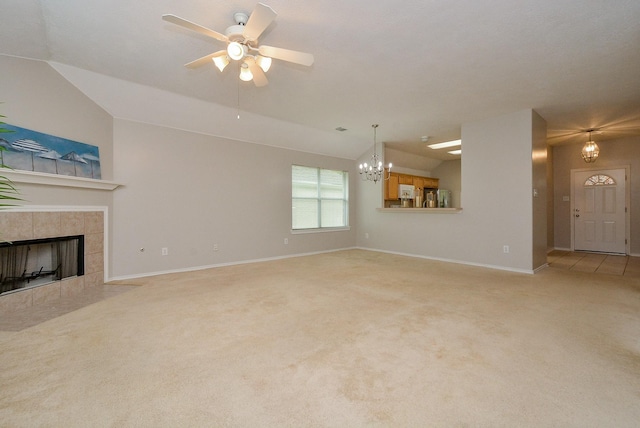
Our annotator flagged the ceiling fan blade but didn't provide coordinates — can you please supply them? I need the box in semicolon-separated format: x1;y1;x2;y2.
184;50;227;69
258;45;314;66
162;14;228;43
243;3;277;42
247;59;269;87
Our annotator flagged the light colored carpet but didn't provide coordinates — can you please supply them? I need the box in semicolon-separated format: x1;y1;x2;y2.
1;249;639;427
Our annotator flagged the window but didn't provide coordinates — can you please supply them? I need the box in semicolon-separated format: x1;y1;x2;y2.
584;174;615;186
292;165;349;230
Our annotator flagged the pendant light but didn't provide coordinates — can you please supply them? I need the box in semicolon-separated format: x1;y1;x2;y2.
581;129;600;163
359;124;392;183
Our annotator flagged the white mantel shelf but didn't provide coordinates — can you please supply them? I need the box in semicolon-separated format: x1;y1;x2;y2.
377;207;463;213
2;169;122;191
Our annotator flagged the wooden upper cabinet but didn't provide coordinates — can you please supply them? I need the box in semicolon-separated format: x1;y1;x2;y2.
384;172;439;200
384;172;399;200
398;175;413;185
413;177;424;190
423;178;439;189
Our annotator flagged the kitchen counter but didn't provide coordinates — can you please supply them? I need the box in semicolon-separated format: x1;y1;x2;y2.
377;207;462;214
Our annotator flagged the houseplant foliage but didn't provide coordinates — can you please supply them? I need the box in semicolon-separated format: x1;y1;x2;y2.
0;110;21;207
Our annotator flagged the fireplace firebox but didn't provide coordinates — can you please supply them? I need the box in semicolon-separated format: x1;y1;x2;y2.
0;235;84;294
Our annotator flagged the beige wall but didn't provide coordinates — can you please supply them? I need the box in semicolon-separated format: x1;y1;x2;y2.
0;55;114;211
431;160;461;209
531;110;548;270
356;109;546;273
547;145;554;252
1;55;358;280
3;54;559;276
111;119;357;279
552;136;640;255
0;55;113;180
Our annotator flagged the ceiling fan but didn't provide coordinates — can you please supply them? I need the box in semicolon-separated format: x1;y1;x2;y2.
162;3;314;87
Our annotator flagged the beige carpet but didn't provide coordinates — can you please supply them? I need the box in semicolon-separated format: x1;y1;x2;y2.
1;249;639;427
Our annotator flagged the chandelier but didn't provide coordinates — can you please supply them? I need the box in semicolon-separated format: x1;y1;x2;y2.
581;129;600;163
359;124;392;183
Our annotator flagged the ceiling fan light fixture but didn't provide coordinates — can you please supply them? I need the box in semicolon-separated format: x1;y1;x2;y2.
256;55;272;73
239;62;253;81
163;3;314;87
227;41;246;61
212;55;229;72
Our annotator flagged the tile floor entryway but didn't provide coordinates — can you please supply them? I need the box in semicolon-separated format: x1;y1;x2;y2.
547;250;640;277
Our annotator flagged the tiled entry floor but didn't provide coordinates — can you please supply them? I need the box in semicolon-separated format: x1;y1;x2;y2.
548;250;640;277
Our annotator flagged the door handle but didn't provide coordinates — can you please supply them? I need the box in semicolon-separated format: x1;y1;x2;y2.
575;214;580;218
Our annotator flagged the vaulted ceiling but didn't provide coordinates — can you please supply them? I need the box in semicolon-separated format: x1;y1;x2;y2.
1;0;639;161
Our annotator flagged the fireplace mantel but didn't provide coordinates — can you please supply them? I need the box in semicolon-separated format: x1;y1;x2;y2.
2;170;122;191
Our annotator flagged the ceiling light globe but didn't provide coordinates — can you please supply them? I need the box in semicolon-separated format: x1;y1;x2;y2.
256;56;272;73
581;141;599;162
239;63;253;82
212;55;229;72
227;42;245;61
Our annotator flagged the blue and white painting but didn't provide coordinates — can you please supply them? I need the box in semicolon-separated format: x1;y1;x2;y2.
0;124;101;179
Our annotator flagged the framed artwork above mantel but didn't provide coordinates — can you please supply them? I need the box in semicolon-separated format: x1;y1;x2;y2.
0;124;102;180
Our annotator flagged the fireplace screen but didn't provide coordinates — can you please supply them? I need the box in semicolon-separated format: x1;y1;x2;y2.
0;235;84;294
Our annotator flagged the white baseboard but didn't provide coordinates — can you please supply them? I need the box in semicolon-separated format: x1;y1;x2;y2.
355;247;536;275
108;246;359;282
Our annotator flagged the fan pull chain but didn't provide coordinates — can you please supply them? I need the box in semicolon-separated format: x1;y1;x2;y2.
237;70;241;120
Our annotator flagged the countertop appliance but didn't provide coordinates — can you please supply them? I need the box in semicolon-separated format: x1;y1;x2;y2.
398;184;414;199
438;189;451;208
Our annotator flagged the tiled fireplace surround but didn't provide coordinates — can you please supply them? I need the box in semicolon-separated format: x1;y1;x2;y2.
0;210;105;312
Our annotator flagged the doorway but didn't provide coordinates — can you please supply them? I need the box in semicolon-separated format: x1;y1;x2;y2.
571;167;629;254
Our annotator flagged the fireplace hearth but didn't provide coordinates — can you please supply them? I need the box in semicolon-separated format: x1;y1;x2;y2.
1;235;84;294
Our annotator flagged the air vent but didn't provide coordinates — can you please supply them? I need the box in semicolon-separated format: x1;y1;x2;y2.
335;127;347;132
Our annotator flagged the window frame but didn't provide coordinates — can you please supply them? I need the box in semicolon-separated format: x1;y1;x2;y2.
291;165;350;232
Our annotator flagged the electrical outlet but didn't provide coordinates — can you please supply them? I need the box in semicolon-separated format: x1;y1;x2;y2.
161;247;168;256
213;244;218;251
284;238;288;245
503;245;509;253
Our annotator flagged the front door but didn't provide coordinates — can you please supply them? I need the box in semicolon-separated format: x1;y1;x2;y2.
573;168;626;254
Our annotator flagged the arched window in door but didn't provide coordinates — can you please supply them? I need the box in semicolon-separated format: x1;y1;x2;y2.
584;174;615;186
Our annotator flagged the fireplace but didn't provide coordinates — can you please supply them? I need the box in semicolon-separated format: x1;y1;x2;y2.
1;235;85;294
0;210;105;312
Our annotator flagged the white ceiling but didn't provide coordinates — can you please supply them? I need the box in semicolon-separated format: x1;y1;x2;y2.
1;0;639;161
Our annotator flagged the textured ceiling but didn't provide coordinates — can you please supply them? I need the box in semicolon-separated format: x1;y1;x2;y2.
1;0;639;161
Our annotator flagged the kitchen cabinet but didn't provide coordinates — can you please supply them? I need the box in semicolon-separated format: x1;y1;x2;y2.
413;177;424;190
384;172;399;200
423;178;439;189
398;175;413;185
384;172;439;201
